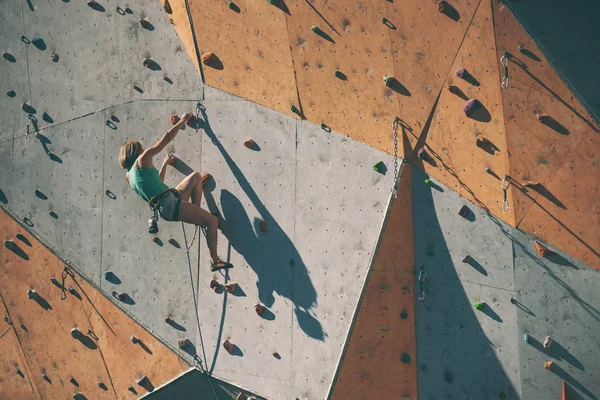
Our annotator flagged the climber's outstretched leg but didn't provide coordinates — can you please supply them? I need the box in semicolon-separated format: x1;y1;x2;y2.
178;202;232;271
176;171;212;206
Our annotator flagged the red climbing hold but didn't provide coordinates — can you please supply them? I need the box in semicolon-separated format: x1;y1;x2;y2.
223;339;234;354
170;114;180;125
210;279;221;292
143;58;152;68
260;220;268;232
244;138;256;149
255;303;266;316
225;282;238;293
535;241;552;258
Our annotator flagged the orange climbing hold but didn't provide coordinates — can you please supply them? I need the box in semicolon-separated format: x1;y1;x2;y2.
201;52;217;66
522;180;540;188
544;361;554;371
535;241;553;257
170;114;180;125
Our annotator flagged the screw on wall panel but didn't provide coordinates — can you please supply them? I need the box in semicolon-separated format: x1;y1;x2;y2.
524;333;531;343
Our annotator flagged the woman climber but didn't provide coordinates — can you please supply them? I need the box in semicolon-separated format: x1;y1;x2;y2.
119;111;233;272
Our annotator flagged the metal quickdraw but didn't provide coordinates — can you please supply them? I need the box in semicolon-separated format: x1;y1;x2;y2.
392;117;400;199
60;267;75;300
25;114;39;142
500;52;510;89
418;269;427;301
501;175;511;211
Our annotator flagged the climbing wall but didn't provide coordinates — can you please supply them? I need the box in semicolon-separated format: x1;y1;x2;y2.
0;209;189;399
331;164;417;400
493;1;600;270
411;167;600;400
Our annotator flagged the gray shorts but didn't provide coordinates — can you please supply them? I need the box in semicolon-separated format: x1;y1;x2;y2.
158;191;182;222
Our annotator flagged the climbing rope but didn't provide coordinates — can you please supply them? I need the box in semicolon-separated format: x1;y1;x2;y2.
501;175;511;211
500;52;510;89
392;117;400;199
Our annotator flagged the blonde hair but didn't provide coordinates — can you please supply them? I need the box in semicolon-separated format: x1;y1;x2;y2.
119;140;143;170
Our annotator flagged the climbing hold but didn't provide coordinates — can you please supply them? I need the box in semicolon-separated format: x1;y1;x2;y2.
164;316;173;324
383;76;396;87
544;361;554;371
447;84;462;95
87;1;97;6
71;327;82;339
311;25;323;35
424;178;435;187
458;205;470;218
27;289;37;299
200;52;217;66
223;339;234;354
20;323;26;330
163;0;172;13
485;167;493;174
260;220;267;232
521;180;540;188
473;302;486;311
320;123;331;132
50;52;59;62
42;373;49;381
535;241;552;257
401;353;411;363
228;1;238;11
236;393;248;400
31;36;46;50
130;335;139;344
417;148;428;161
170;114;180;125
22;102;35;113
112;291;127;301
7;90;16;97
255;303;266;316
463;99;482;117
138;18;150;28
373;161;385;173
67;287;77;295
16;368;22;375
290;105;302;117
225;282;238;293
152;236;160;244
273;351;280;358
103;271;113;280
178;338;191;349
543;336;553;349
136;375;150;386
400;311;408;319
456;68;467;78
243;138;256;149
128;386;136;393
536;113;548;122
437;0;449;12
462;255;472;263
334;70;346;80
524;333;531;343
98;381;106;389
210;279;221;292
143;58;152;68
50;276;59;285
70;377;77;386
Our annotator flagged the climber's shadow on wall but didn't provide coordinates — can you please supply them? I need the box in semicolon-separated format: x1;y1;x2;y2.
412;167;518;399
198;108;324;341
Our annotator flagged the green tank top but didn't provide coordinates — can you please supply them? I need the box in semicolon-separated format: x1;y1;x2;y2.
128;165;169;203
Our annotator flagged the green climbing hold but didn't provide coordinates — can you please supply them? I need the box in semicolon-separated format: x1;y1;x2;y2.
373;161;385;173
473;302;487;311
290;105;300;115
424;178;435;187
401;353;411;364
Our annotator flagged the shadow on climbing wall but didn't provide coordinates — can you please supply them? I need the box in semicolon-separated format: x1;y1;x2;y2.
197;110;324;341
412;167;519;399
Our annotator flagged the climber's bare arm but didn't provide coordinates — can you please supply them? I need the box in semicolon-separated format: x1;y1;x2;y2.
140;112;193;167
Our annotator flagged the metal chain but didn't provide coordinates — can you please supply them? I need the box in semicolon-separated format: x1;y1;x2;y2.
501;175;511;211
501;52;510;89
392;117;400;199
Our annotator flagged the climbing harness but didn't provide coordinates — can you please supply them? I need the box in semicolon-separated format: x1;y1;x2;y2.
500;52;510;89
501;175;511;211
418;269;427;301
392;117;400;199
25;114;39;142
